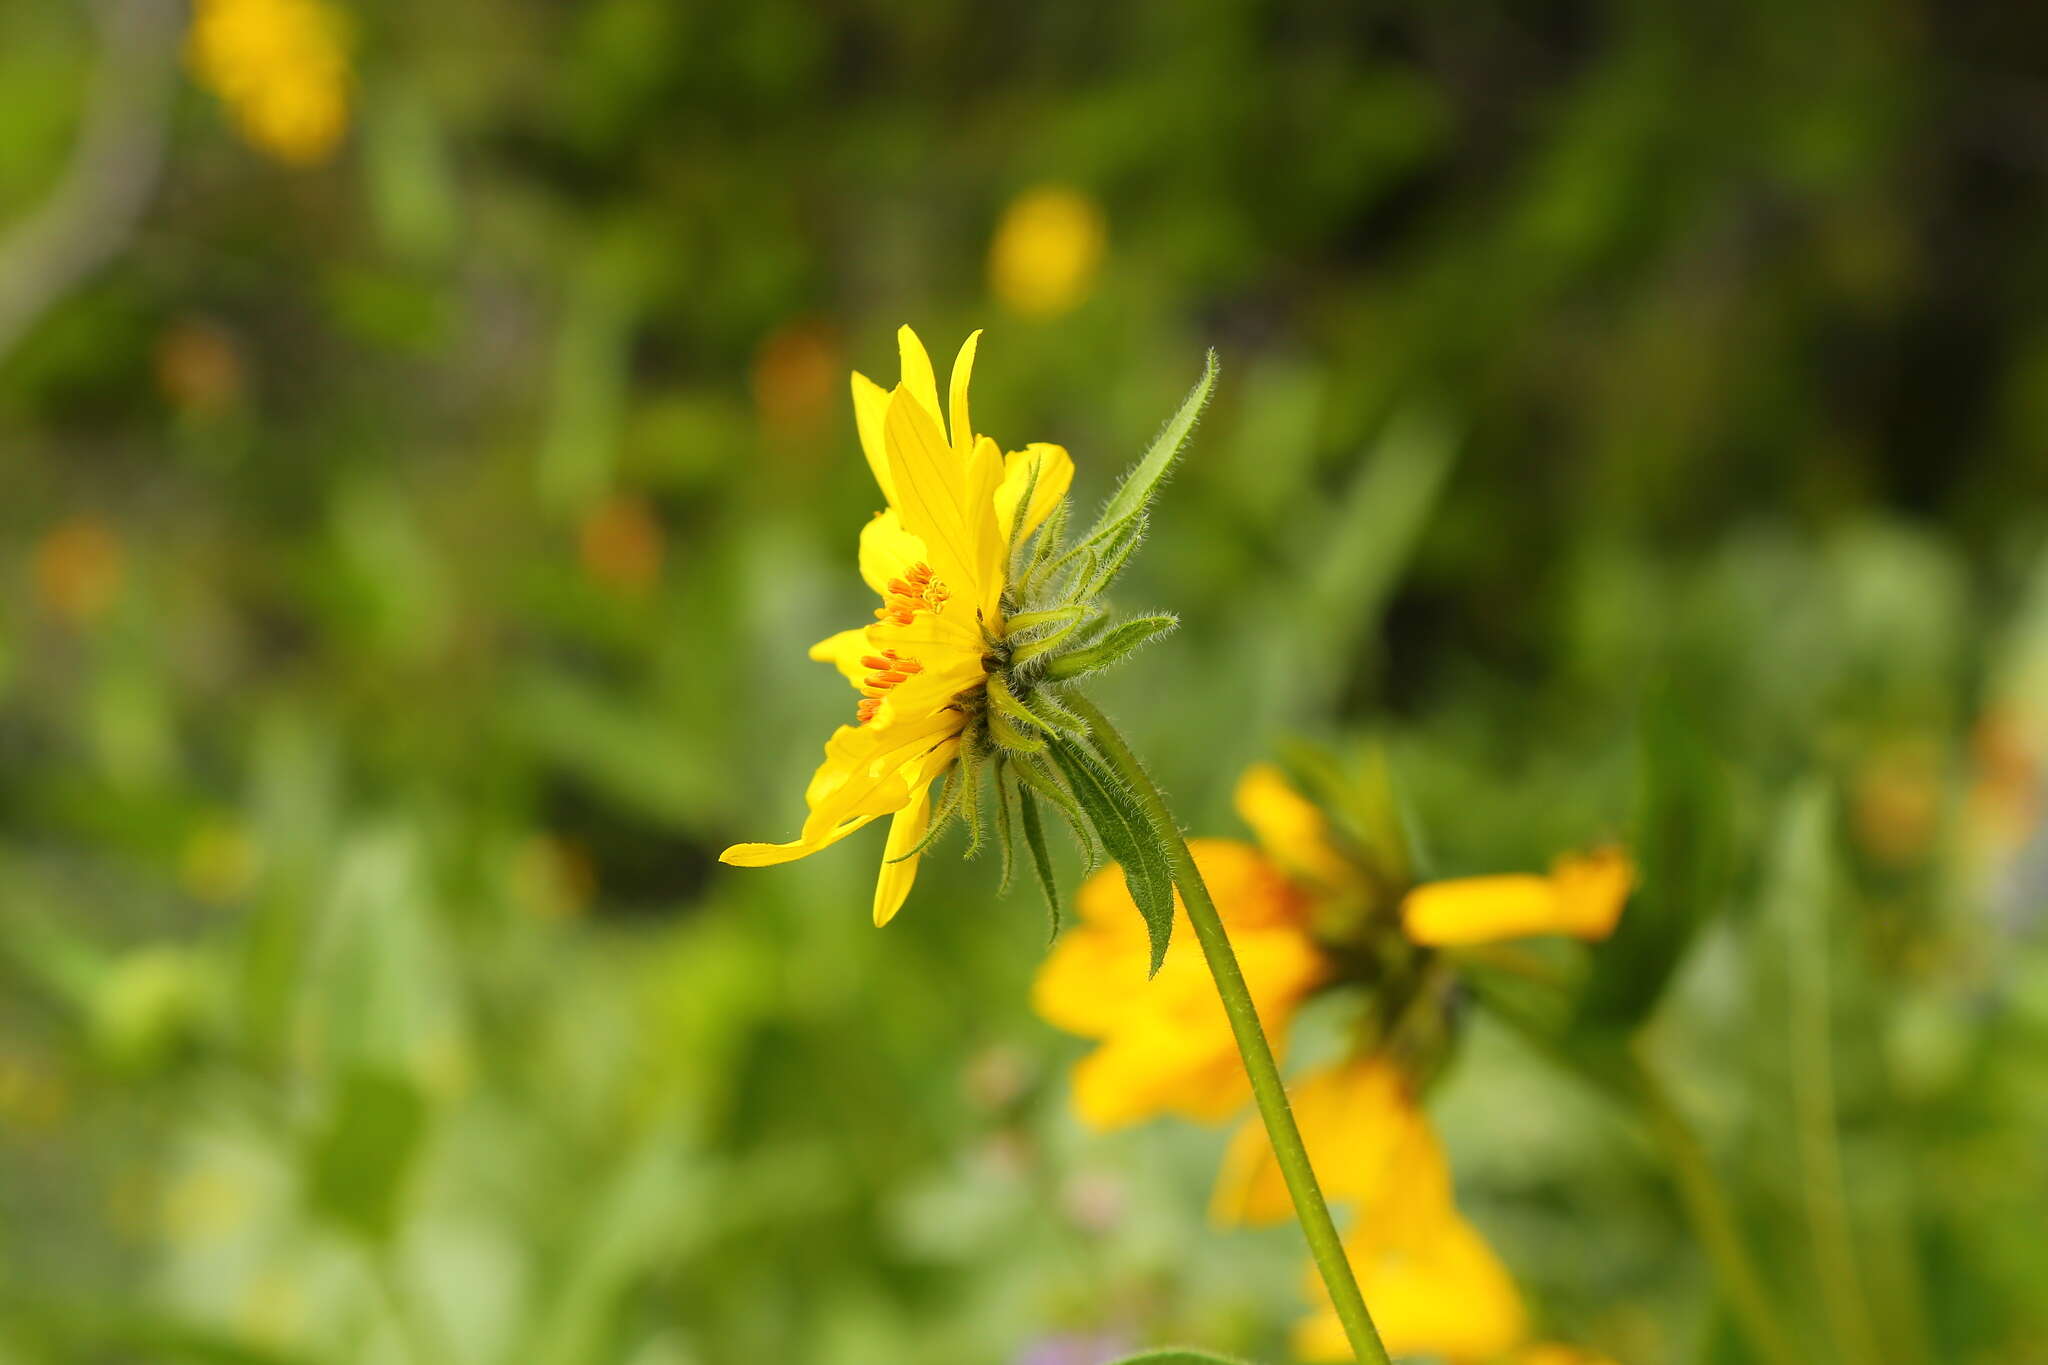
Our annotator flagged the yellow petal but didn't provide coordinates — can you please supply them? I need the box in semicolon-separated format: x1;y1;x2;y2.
1037;845;1326;1130
1403;846;1634;947
1234;764;1355;894
858;508;927;599
873;778;935;926
1297;1210;1528;1364
1211;1056;1449;1229
948;329;981;451
897;325;941;428
993;443;1074;544
1029;919;1150;1039
1545;846;1634;939
883;384;983;602
808;628;871;687
851;371;895;502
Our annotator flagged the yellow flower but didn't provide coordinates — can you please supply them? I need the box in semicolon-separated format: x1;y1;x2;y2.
988;186;1108;319
188;0;352;166
1215;1055;1528;1362
1033;838;1329;1127
1293;1206;1529;1363
1402;847;1634;948
721;328;1072;927
1211;1056;1447;1228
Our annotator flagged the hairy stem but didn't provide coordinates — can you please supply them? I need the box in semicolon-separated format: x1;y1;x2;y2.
1066;693;1390;1365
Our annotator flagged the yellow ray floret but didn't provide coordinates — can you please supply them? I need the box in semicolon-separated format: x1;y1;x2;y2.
721;327;1072;927
1402;846;1635;947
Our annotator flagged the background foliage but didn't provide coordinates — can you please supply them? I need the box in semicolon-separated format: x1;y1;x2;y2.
3;1;2047;1362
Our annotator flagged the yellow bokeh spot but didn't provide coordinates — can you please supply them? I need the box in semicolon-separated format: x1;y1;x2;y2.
988;185;1108;319
33;515;124;624
187;0;352;166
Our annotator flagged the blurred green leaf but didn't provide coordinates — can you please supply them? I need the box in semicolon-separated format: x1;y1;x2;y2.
1110;1350;1255;1364
304;1066;427;1243
1573;687;1734;1035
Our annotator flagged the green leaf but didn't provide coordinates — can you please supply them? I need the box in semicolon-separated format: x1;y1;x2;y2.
1017;786;1061;939
305;1065;428;1242
1043;613;1179;681
1078;349;1219;549
1047;733;1176;973
1109;1350;1256;1365
1573;687;1733;1036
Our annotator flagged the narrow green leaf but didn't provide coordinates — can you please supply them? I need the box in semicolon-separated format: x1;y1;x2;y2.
1076;513;1148;598
1086;348;1219;543
1110;1351;1255;1365
958;736;987;859
1048;733;1176;973
992;763;1018;893
1042;613;1179;681
1017;787;1061;939
1012;753;1100;868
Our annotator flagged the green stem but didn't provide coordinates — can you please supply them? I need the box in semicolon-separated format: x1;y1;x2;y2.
1627;1046;1805;1365
1067;694;1391;1365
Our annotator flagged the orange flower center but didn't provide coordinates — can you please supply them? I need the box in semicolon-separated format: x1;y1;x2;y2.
875;561;950;626
855;649;925;725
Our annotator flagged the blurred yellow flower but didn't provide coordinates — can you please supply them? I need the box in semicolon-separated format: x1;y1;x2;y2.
1033;838;1328;1127
989;186;1108;319
1402;846;1633;947
1294;1206;1528;1363
721;327;1073;926
187;0;352;166
1211;1055;1446;1228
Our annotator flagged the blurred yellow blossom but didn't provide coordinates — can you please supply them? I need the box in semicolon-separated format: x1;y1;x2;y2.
1211;1055;1446;1228
187;0;352;166
1402;846;1633;947
1032;837;1328;1127
988;185;1108;318
1295;1206;1528;1363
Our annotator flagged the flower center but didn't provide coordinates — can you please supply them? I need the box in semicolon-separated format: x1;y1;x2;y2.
875;561;950;626
855;648;925;725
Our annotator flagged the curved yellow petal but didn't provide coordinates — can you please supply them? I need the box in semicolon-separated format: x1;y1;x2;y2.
858;508;927;599
1403;846;1633;946
1234;764;1355;894
897;325;941;428
808;628;871;687
873;768;939;926
850;371;895;502
993;443;1074;545
948;329;981;451
883;385;983;603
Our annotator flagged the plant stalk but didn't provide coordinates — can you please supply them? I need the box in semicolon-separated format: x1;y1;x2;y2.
1627;1046;1805;1365
1066;693;1390;1365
